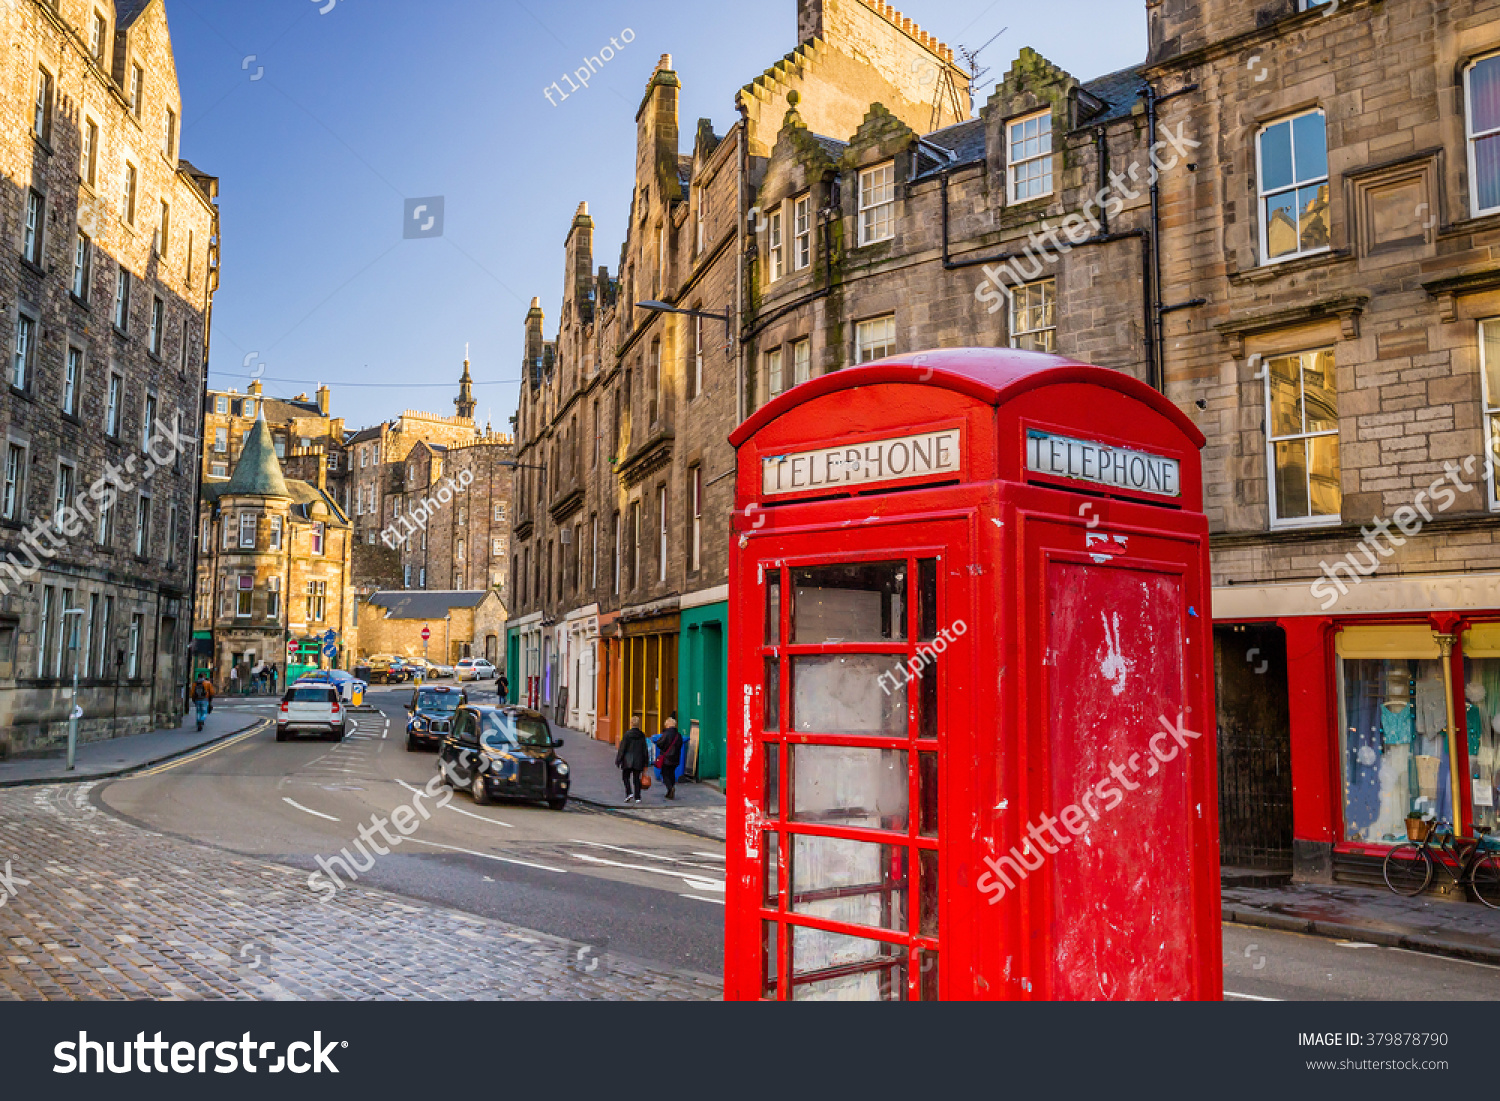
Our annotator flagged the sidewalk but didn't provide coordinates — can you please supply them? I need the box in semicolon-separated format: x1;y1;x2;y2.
552;720;728;840
0;709;266;787
1223;879;1500;965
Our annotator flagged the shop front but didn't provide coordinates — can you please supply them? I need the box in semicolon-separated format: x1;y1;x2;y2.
507;611;544;711
680;587;728;783
595;611;622;744
619;611;679;739
1215;573;1500;882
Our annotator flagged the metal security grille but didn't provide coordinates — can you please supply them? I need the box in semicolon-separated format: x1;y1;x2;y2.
1214;624;1294;870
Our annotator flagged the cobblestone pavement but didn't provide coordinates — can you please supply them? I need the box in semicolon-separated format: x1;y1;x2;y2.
0;784;719;1001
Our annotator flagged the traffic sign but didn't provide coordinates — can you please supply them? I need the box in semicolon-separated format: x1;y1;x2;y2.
421;626;431;641
323;643;338;658
287;640;297;654
323;629;337;645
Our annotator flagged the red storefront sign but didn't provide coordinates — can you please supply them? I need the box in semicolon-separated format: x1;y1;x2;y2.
725;348;1220;1001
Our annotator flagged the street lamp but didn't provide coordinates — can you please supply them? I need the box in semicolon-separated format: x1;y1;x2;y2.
61;608;85;771
636;300;733;352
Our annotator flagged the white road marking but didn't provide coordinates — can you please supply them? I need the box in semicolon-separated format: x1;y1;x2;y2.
1335;941;1380;949
1388;947;1500;971
680;894;726;905
691;851;726;861
281;798;340;822
1224;991;1280;1001
394;779;513;827
403;836;565;873
569;839;722;870
567;852;725;891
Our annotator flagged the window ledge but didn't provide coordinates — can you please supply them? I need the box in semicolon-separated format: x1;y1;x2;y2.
1212;291;1369;355
112;325;130;340
20;257;45;278
1228;248;1353;286
68;292;90;311
32;133;53;157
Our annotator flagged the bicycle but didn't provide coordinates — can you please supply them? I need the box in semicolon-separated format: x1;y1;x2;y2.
1382;822;1500;909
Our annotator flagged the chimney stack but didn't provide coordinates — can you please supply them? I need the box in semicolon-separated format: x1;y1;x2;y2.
316;384;331;416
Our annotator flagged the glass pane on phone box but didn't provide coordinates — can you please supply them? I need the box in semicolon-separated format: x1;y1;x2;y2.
764;830;780;905
791;926;906;1001
917;558;938;640
764;657;780;731
791;744;908;829
792;561;906;643
792;655;906;735
791;835;908;932
765;570;780;644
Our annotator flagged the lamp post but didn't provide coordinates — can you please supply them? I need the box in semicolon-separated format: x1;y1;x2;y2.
636;300;733;354
62;608;85;771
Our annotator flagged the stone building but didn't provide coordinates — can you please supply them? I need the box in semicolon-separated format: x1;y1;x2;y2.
346;362;488;591
201;380;348;515
386;430;514;594
0;0;219;754
1146;0;1500;882
507;0;967;774
195;414;355;687
357;589;507;668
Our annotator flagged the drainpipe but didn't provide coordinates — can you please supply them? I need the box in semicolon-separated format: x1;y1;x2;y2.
1142;79;1205;393
182;204;219;716
736;98;750;426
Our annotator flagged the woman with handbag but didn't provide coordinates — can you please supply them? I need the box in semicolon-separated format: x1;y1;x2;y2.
656;716;684;800
616;716;649;804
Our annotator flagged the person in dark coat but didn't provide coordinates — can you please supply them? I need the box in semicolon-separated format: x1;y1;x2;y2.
616;716;648;803
656;716;684;800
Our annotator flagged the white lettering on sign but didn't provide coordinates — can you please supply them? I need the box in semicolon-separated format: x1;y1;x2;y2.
761;429;962;497
1025;430;1180;498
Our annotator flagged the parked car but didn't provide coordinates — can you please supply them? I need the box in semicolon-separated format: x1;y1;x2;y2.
405;684;467;751
436;705;569;810
302;669;366;704
430;662;455;679
367;656;412;684
456;658;498;681
276;684;347;742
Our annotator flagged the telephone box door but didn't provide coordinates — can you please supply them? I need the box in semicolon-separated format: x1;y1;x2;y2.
1015;511;1219;1000
729;516;974;1001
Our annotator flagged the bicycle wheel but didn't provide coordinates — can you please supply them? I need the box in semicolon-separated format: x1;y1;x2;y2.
1383;843;1433;896
1471;853;1500;910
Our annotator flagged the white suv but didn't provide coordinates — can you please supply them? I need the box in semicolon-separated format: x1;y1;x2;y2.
276;684;347;742
456;658;497;681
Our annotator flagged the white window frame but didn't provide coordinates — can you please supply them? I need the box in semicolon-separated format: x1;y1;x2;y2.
792;338;811;386
142;393;157;451
24;190;44;266
83;118;99;186
1008;110;1054;202
90;11;107;61
792;193;812;270
1008;278;1057;352
1478;318;1500;510
311;521;325;555
765;347;784;399
1263;347;1342;530
34;68;52;141
72;231;92;299
114;268;130;330
11;314;36;391
266;576;281;620
122;161;137;224
855;315;896;363
210;462;227;479
1255;108;1330;266
239;512;256;549
134;493;150;556
215;395;228;415
1467;53;1500;218
690;466;702;573
767;207;784;282
858;162;895;245
64;347;82;416
127;614;142;678
2;442;25;521
54;462;75;533
129;63;143;116
106;373;123;436
657;486;668;584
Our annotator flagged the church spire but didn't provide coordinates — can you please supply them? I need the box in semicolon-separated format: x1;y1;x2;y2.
455;345;476;420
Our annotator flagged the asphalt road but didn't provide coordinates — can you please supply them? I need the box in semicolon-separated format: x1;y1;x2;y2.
96;682;1500;1000
100;681;725;978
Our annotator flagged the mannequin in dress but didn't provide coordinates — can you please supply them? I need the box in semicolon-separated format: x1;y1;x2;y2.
1373;670;1415;842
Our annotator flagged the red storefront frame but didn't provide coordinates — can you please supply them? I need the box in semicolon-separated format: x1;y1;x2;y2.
726;349;1222;1000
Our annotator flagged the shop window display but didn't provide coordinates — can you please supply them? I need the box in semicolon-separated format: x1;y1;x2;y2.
1462;658;1500;831
1340;659;1453;842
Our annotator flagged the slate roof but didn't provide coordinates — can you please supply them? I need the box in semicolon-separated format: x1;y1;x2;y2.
365;591;494;619
1078;65;1147;126
223;415;289;498
115;0;153;28
808;133;847;160
346;424;385;444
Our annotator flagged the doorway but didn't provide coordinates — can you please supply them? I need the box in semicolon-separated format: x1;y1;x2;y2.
1214;623;1293;870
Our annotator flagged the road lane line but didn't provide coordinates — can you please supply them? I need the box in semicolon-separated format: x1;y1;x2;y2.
393;779;514;827
402;836;565;873
1224;991;1280;1001
130;722;269;777
691;852;726;860
569;839;723;870
680;894;726;905
281;798;340;822
1388;947;1500;970
568;852;725;891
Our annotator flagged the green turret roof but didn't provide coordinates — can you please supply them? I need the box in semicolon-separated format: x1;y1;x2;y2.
224;412;290;498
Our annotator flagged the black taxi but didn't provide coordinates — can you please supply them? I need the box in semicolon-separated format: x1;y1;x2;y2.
404;683;467;751
435;705;569;810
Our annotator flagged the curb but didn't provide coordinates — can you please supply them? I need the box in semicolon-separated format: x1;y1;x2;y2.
0;718;269;789
1223;906;1500;967
572;795;727;842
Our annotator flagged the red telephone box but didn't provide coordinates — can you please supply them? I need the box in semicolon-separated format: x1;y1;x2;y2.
725;348;1220;1001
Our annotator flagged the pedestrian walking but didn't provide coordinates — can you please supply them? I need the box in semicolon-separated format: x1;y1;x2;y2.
191;675;215;731
229;665;239;696
656;715;684;800
268;663;279;694
616;716;648;804
252;660;266;695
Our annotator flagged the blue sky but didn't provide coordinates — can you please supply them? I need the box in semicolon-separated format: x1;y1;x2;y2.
169;0;1148;429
